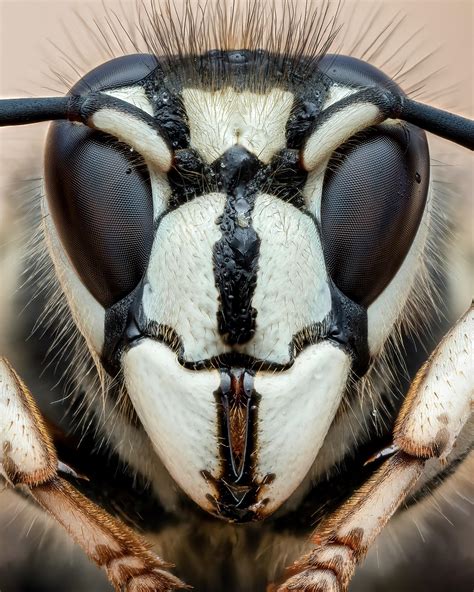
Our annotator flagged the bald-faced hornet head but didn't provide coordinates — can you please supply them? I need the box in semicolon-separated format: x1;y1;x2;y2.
1;2;472;591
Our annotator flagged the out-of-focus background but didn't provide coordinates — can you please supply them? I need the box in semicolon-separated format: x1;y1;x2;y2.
0;1;472;591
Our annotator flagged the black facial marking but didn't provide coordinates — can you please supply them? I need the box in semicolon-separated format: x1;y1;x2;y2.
72;49;403;380
213;146;261;345
102;286;144;376
193;49;324;91
143;77;190;149
286;78;328;148
47;49;332;317
168;146;307;211
267;149;308;208
203;367;273;523
168;148;215;208
327;283;369;376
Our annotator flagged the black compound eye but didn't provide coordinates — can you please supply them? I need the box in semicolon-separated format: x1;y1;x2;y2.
318;54;402;93
321;123;429;307
45;54;159;307
69;53;159;94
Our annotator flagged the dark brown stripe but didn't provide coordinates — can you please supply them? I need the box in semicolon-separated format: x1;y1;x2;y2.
202;367;274;523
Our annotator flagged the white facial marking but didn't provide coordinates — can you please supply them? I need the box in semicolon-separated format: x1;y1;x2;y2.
254;342;350;514
123;339;220;511
182;87;294;163
42;201;105;354
105;87;171;216
322;84;357;110
122;339;350;516
149;167;172;219
303;102;382;171
91;109;172;171
142;193;231;362
367;187;432;354
302;165;328;221
301;84;359;219
238;194;332;364
104;86;154;116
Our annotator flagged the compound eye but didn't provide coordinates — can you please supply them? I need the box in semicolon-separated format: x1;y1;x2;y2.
321;123;429;307
318;54;402;93
45;54;158;307
69;53;159;94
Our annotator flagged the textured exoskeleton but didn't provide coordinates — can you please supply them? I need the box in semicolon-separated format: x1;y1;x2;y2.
1;2;473;591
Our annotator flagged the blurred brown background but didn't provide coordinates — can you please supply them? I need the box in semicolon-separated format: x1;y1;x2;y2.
0;1;473;591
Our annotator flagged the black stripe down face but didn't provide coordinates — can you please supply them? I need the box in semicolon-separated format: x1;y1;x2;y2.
43;50;431;521
44;51;429;326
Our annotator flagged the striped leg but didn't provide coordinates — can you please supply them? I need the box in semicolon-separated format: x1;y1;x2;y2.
275;304;473;592
0;357;187;592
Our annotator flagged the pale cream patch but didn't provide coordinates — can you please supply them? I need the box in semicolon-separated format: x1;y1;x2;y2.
182;87;294;163
322;83;358;110
104;86;154;116
148;166;171;219
303;102;382;171
302;162;328;221
91;109;172;171
105;87;171;216
367;187;432;355
42;201;105;355
239;193;332;364
254;343;350;515
142;193;230;362
123;340;220;512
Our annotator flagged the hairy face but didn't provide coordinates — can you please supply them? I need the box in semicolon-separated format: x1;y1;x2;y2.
43;48;430;521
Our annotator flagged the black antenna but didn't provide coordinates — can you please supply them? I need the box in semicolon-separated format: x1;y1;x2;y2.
0;97;74;126
394;96;473;151
0;92;472;150
0;94;157;127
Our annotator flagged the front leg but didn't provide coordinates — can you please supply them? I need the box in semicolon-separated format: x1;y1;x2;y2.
276;304;473;592
0;357;187;592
